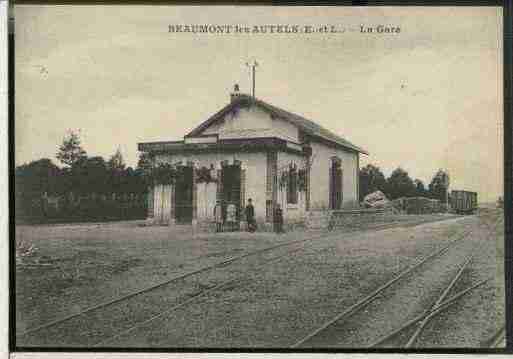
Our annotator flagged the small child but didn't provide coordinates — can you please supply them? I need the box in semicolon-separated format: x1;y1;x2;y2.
226;202;237;232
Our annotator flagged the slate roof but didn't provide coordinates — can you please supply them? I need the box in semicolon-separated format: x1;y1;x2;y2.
186;94;368;155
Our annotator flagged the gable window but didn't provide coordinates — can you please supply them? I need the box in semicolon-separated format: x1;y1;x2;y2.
287;164;298;204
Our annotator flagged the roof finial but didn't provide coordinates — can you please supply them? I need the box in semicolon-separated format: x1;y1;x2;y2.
230;83;241;102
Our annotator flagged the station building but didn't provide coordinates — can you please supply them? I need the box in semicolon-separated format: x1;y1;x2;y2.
138;86;368;229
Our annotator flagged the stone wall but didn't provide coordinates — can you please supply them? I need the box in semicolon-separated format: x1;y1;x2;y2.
306;207;396;230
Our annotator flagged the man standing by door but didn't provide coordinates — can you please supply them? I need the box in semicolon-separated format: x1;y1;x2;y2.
245;198;256;232
214;199;223;232
274;203;284;234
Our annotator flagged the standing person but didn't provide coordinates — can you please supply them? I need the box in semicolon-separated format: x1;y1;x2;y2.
226;202;237;232
274;203;284;234
214;199;223;232
245;198;256;232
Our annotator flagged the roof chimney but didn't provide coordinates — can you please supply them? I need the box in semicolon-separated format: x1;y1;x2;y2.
230;84;241;102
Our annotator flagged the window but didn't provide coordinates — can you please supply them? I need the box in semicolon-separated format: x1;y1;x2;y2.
266;200;273;222
287;164;298;204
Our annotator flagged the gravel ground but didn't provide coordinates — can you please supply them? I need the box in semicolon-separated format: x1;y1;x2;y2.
298;239;475;348
16;212;502;349
17;239;313;347
101;216;480;348
15;213;458;337
412;209;504;348
15;223;303;334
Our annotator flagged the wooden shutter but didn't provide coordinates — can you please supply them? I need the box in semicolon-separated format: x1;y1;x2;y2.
216;169;223;202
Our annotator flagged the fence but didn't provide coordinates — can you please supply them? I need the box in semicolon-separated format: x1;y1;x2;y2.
15;192;148;224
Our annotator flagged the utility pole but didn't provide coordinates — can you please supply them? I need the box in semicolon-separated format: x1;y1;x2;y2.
246;60;258;98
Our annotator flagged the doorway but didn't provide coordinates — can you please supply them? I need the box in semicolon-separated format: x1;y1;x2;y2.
174;166;193;224
221;164;242;221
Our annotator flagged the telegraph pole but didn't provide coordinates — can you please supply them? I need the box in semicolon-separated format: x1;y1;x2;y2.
246;60;258;98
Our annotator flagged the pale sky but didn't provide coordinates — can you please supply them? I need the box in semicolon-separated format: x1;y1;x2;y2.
15;6;503;201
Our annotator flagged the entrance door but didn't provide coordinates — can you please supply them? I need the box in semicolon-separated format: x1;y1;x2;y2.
221;164;241;221
175;166;193;224
330;159;343;210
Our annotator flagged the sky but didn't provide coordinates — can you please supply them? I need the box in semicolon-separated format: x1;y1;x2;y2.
14;6;503;201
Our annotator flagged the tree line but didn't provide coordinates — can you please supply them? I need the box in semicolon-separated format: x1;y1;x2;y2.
359;164;450;203
15;131;450;223
15;131;150;222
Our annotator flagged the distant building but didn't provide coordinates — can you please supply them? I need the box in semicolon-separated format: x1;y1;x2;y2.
139;86;368;228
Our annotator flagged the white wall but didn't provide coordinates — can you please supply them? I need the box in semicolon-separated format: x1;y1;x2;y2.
197;182;217;221
276;151;308;222
201;105;299;143
309;141;359;209
152;184;172;224
155;151;268;221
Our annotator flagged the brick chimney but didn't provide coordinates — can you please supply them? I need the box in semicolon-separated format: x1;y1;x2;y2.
230;83;241;102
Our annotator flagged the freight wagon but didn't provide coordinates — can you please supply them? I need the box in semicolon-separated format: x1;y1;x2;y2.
450;190;478;214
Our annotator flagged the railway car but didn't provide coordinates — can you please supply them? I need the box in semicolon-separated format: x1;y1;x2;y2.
450;190;478;214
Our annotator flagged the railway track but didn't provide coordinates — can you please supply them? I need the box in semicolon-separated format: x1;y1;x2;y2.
487;326;506;348
94;245;306;346
291;230;480;348
291;214;502;348
368;249;488;348
18;215;473;347
17;237;312;346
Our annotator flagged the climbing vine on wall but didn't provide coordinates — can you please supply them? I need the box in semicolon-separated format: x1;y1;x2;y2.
278;167;308;192
196;166;217;184
149;164;218;185
279;170;288;190
298;168;307;192
152;163;177;185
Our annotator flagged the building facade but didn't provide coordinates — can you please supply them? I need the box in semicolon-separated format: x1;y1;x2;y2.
139;88;368;229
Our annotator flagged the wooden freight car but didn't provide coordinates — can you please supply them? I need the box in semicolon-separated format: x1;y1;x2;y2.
450;190;478;214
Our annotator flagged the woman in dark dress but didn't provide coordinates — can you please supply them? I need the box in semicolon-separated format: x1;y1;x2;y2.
274;203;284;234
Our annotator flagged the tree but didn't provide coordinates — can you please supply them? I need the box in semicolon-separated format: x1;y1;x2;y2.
107;148;126;172
414;179;427;197
359;164;387;201
15;158;62;196
107;148;127;193
72;156;109;194
56;131;87;167
386;167;416;200
136;151;153;172
136;151;154;186
428;169;450;203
